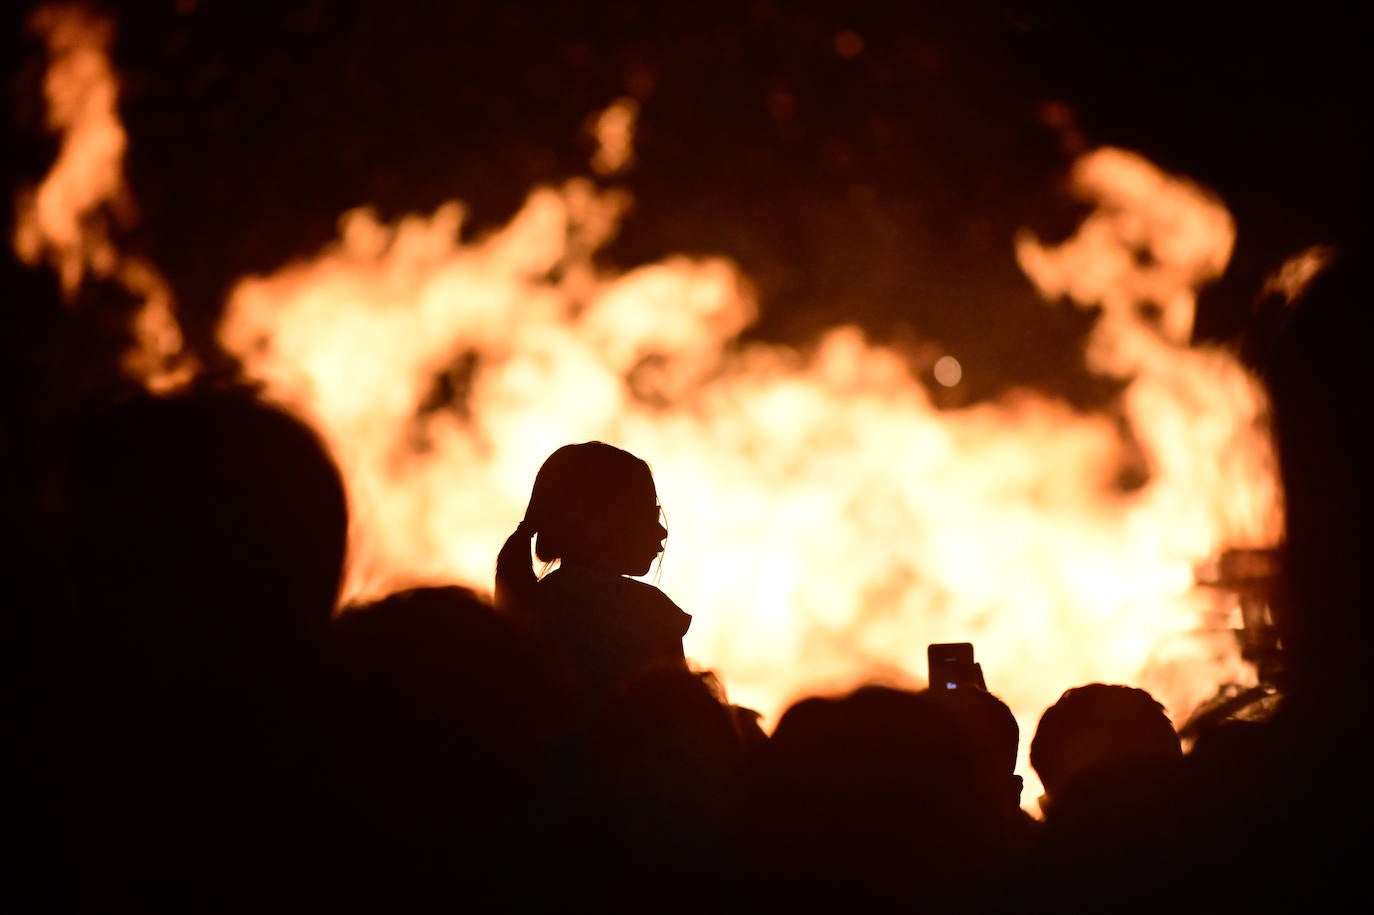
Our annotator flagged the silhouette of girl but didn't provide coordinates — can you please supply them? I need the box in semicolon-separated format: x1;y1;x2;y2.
495;442;690;704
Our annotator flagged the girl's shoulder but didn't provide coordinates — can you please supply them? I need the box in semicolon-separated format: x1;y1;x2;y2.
619;577;691;634
542;565;691;637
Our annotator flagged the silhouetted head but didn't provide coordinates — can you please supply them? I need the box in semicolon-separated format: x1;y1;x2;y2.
590;664;744;776
525;441;666;576
49;385;349;687
325;585;571;772
929;686;1024;812
1030;683;1181;816
755;685;1006;905
320;585;572;907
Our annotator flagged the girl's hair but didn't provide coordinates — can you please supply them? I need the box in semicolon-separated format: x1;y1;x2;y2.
495;442;659;614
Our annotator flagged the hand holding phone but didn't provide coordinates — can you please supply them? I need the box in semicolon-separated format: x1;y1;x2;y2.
927;642;987;691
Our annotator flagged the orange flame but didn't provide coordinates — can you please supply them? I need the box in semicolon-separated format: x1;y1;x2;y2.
219;125;1282;812
13;2;192;390
17;7;1283;814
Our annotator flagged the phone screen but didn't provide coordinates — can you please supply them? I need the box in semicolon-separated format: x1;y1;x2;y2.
927;642;986;690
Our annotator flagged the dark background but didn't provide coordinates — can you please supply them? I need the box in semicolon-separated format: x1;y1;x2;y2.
3;0;1369;409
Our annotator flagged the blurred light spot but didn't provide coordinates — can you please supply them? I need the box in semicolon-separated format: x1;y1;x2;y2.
934;355;962;387
834;31;864;59
590;97;638;176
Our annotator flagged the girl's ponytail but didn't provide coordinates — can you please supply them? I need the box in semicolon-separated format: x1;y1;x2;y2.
494;520;538;617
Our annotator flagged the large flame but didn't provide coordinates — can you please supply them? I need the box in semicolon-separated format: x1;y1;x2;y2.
219;107;1282;794
17;6;1284;813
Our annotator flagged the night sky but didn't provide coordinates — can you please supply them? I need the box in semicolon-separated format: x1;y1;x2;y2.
4;0;1369;407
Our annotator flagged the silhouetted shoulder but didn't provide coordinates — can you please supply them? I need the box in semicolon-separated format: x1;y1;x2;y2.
540;563;690;637
620;575;692;640
529;564;689;701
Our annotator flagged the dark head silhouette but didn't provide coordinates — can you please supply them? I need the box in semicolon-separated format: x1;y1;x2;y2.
319;585;573;909
929;685;1028;824
1021;683;1188;913
42;384;349;908
494;441;687;705
325;584;571;766
752;684;1015;909
568;666;752;900
50;384;348;694
498;441;666;602
1030;682;1182;820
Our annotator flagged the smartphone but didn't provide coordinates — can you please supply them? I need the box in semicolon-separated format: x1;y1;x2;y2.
927;642;987;691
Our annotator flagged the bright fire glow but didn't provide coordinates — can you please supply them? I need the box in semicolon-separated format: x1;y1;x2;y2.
20;5;1285;814
219;144;1282;808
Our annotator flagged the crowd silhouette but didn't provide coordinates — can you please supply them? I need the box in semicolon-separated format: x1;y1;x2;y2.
7;243;1371;913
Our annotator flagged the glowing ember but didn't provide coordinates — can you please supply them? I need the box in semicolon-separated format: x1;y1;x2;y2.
1262;244;1334;304
589;98;639;177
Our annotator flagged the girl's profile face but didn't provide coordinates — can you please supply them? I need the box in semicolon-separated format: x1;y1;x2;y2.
615;468;667;576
